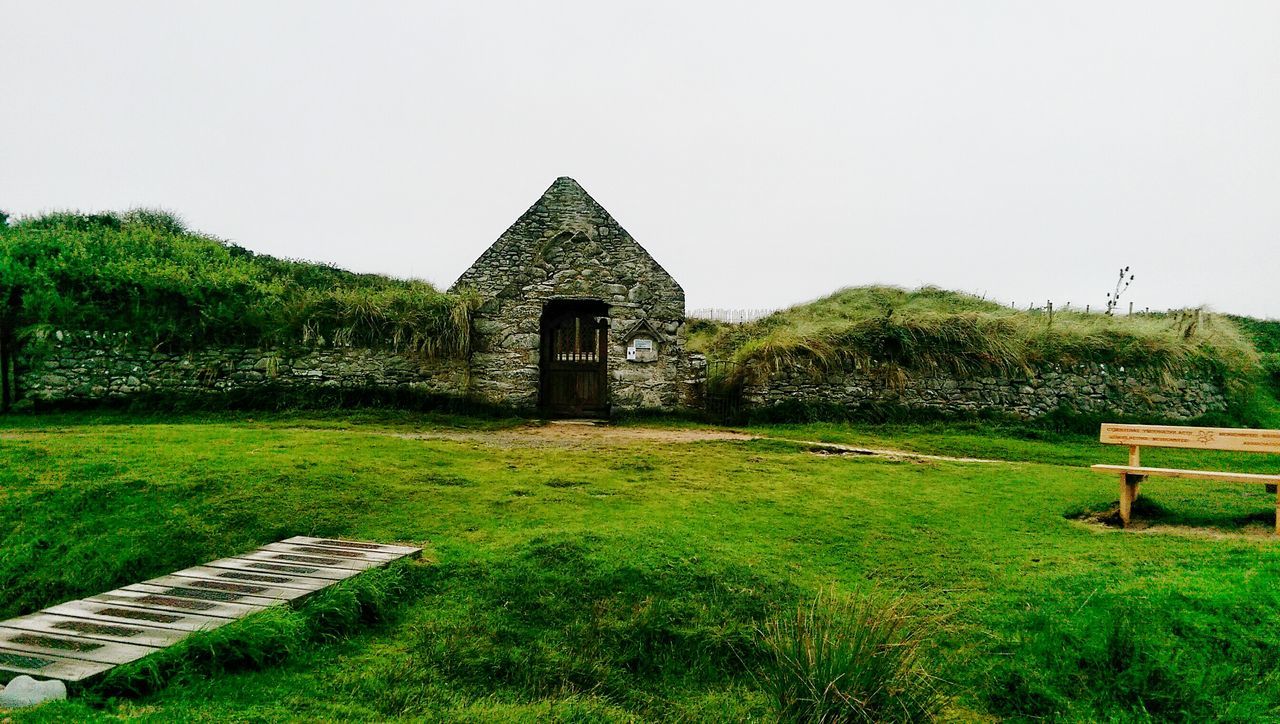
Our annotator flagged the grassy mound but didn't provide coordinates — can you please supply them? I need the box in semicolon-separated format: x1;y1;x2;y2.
691;286;1262;391
0;210;474;356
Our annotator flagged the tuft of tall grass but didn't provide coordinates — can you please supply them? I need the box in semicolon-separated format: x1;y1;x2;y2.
754;587;946;723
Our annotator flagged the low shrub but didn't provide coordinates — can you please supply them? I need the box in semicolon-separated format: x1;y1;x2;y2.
1262;352;1280;392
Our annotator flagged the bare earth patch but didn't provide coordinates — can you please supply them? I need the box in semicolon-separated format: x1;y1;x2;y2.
1070;505;1279;539
796;440;1003;464
391;420;757;450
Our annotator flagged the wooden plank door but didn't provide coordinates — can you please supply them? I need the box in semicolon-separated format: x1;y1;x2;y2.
541;303;608;417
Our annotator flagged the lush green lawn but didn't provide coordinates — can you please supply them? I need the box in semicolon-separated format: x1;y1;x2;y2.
3;412;1280;721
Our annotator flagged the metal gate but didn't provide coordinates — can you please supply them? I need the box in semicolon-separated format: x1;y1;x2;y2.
540;301;609;417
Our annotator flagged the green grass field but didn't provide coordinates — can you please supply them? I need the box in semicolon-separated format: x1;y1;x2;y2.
3;412;1280;721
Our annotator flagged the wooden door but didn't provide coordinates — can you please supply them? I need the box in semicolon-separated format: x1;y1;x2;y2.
541;303;608;417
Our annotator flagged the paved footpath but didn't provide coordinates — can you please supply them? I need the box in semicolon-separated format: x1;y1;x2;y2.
0;537;421;684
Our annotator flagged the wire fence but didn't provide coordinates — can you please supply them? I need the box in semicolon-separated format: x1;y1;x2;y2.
691;302;1164;325
688;308;777;324
1014;300;1158;317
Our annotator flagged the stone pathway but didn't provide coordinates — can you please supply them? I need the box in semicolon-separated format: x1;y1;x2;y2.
0;537;420;685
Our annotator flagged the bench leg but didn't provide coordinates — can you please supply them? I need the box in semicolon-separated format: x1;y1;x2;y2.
1119;474;1138;528
1128;445;1142;500
1275;487;1279;537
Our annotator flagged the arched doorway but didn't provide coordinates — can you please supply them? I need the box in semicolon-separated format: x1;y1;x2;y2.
540;299;609;417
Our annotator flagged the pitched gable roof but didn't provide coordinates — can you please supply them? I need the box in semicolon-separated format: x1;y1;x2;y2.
451;177;681;301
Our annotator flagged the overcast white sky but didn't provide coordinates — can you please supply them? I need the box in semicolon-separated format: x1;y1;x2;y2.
1;1;1277;317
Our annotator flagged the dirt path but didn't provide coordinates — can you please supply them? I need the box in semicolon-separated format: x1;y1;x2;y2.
392;420;1004;463
787;439;1004;463
390;420;757;450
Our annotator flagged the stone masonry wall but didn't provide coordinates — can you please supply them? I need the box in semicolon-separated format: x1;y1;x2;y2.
742;364;1228;421
15;331;465;405
11;331;1229;422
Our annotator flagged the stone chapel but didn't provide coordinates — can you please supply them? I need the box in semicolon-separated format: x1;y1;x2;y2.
451;177;698;416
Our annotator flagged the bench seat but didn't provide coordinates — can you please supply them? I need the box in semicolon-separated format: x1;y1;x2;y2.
1092;423;1280;533
1090;464;1280;486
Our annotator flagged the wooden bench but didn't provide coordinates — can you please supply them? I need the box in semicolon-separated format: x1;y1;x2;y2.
1091;423;1280;534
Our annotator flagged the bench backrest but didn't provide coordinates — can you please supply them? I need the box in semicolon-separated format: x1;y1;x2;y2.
1100;423;1280;454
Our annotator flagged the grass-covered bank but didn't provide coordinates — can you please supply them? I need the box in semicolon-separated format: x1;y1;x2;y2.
0;210;474;356
691;287;1269;418
4;414;1280;720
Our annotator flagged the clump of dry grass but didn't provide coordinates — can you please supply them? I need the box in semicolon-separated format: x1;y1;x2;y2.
755;587;947;723
288;285;478;358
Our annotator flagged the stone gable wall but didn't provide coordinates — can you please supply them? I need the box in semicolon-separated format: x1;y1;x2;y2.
741;364;1228;420
453;177;694;411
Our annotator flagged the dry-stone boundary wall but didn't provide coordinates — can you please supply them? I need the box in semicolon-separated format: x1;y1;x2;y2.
15;332;464;405
13;332;1228;421
742;364;1228;420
